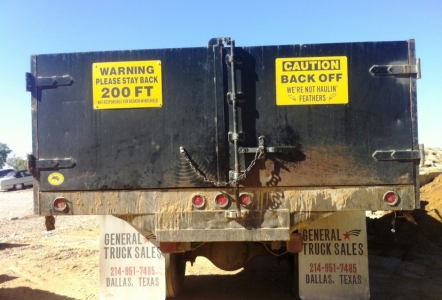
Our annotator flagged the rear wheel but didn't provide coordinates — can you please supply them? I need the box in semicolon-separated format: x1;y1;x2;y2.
165;253;186;298
14;183;23;190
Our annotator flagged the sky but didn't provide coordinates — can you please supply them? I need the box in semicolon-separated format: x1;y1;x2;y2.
0;0;441;159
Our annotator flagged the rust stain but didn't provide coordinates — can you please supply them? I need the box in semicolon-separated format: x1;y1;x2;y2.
258;144;381;186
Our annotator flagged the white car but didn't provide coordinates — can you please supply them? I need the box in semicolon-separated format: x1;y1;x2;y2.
0;168;16;178
0;170;33;191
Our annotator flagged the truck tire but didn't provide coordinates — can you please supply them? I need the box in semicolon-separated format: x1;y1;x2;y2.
165;253;186;297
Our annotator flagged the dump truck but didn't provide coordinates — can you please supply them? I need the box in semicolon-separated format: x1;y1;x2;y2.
26;37;421;299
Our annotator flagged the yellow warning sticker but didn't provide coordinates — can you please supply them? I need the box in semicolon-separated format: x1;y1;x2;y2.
92;61;162;109
48;172;64;186
275;56;348;105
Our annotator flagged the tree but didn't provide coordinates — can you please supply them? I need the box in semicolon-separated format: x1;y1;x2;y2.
0;143;12;169
7;154;28;170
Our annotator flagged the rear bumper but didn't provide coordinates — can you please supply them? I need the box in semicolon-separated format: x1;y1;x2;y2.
37;185;417;241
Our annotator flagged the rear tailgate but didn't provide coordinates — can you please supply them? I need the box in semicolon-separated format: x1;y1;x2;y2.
28;39;420;198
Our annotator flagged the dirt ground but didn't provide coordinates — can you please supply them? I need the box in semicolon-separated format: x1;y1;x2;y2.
1;176;442;300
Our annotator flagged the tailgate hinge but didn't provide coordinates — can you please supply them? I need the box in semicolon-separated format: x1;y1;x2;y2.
369;59;421;79
372;149;422;162
27;155;76;174
26;72;74;91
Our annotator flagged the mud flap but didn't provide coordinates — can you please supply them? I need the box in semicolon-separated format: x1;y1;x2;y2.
99;215;166;299
298;211;370;299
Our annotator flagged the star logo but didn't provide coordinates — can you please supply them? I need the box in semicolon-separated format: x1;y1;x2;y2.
144;234;156;243
343;230;361;240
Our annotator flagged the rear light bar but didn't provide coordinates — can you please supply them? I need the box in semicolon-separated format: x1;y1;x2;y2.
191;192;252;209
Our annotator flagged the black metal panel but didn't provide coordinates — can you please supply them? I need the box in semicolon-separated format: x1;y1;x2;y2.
32;40;417;191
35;47;224;191
235;41;415;187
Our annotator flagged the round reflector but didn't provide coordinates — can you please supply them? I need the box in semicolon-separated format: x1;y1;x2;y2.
383;191;399;206
239;193;252;207
215;193;229;208
53;197;67;212
192;195;206;209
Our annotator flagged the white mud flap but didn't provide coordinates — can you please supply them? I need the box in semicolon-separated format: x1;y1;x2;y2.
99;215;166;300
299;211;370;299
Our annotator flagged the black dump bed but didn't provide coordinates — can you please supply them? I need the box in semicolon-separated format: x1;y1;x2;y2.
27;39;420;192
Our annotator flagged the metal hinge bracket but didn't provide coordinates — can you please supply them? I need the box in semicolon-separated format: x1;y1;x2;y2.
26;72;74;91
27;155;76;174
369;59;421;79
372;150;421;161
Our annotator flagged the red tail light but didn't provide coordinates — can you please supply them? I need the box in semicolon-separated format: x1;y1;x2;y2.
383;191;399;206
239;193;252;207
192;195;206;209
215;193;229;208
53;197;67;212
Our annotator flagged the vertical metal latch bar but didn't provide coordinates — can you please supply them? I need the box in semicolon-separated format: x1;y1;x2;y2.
227;40;242;215
229;40;241;180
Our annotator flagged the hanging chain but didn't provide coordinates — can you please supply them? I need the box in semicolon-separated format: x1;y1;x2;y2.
180;147;263;187
391;211;397;233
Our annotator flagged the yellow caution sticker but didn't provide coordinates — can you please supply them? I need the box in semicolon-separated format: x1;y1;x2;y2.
48;172;64;186
92;61;162;109
275;56;348;105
